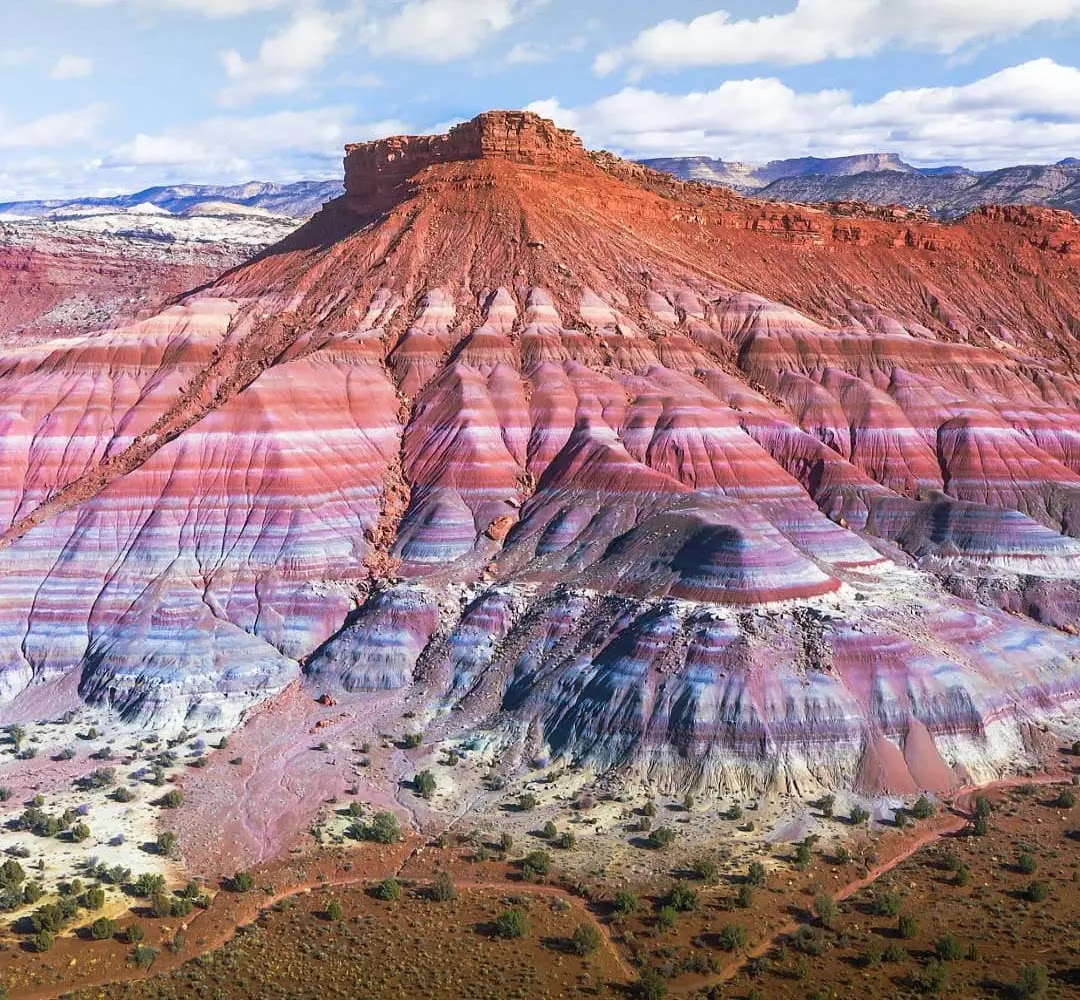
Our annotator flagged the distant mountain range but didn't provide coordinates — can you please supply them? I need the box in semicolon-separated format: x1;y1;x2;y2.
0;179;343;221
639;154;1080;217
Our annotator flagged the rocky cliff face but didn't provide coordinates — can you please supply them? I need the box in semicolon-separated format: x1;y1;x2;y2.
0;111;1078;796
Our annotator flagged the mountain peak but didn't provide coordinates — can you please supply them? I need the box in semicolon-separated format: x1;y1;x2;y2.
344;110;586;209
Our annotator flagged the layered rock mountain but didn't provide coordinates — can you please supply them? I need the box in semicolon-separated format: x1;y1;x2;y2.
1;110;1079;796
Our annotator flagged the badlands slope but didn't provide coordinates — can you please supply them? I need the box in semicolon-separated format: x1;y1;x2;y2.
0;111;1078;798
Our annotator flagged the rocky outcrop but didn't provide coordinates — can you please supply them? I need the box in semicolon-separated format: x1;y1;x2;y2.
0;112;1078;794
344;110;586;211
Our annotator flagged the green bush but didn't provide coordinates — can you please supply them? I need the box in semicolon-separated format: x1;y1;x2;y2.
556;830;575;849
717;923;749;952
1054;789;1076;809
912;794;935;819
326;899;343;921
373;877;401;901
666;881;698;912
850;804;870;825
1024;881;1049;902
159;789;183;809
736;883;754;909
746;861;767;886
871;890;902;917
541;820;557;839
935;934;964;961
229;872;255;893
569;921;601;955
634;969;668;1000
914;958;949;994
429;873;457;902
413;770;436;800
89;916;118;940
522;850;552;881
814;894;837;928
613;889;638;915
517;793;538;812
898;914;919;939
493;907;529;939
693;856;718;882
1015;962;1049;999
646;826;676;849
358;811;401;844
33;929;54;952
1017;852;1038;875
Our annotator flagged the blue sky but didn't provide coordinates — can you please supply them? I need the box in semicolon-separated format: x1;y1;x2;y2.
3;0;1080;199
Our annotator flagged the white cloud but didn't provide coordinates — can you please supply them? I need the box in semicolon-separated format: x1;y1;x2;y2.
596;0;1080;75
505;42;550;65
529;59;1080;169
0;104;107;150
63;0;286;15
51;55;95;79
105;107;408;177
364;0;524;62
219;10;340;105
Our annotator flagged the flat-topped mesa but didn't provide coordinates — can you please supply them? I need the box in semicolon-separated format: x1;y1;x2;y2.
343;110;587;210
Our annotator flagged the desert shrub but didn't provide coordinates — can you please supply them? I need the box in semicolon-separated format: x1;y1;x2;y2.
150;894;172;918
647;826;676;849
156;831;179;858
159;789;183;809
31;903;65;933
914;958;949;994
792;926;828;956
541;820;557;839
112;787;136;803
170;897;193;918
736;883;754;909
131;945;158;968
747;861;767;886
1024;881;1049;902
814;894;837;928
935;934;964;961
132;873;166;898
557;830;575;849
884;942;908;962
81;887;106;910
912;794;935;819
634;969;668;1000
656;905;677;931
413;770;436;800
569;921;601;956
898;914;919;939
517;793;538;812
1015;963;1049;999
717;923;748;952
229;871;255;893
817;793;835;817
794;842;812;868
642;800;658;818
850;804;870;825
522;850;552;880
373;877;401;901
32;929;54;952
953;864;971;886
71;822;91;842
493;907;529;939
89;916;118;940
429;873;457;902
401;732;422;749
871;890;902;916
357;811;401;844
1017;852;1038;875
666;881;698;912
1054;789;1076;809
499;832;513;853
693;856;718;882
326;900;343;921
124;923;145;944
614;889;639;915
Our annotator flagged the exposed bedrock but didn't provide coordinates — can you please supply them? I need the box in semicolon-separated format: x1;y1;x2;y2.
0;112;1079;794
